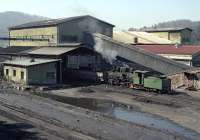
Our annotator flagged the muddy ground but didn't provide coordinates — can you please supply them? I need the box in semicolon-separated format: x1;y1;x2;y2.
0;82;200;140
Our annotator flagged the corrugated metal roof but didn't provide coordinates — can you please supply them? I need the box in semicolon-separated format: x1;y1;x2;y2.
26;47;79;56
9;15;115;30
3;58;60;67
0;46;35;54
136;45;200;55
145;27;192;32
113;31;173;44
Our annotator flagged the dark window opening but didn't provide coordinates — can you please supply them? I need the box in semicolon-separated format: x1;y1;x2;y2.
182;38;191;43
5;69;9;76
13;70;16;77
46;72;55;79
61;35;78;42
138;73;143;85
21;71;24;80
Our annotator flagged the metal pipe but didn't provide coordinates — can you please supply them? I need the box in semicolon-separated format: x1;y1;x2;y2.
0;37;49;41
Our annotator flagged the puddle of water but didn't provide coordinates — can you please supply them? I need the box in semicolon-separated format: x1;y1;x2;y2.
38;93;200;139
112;108;199;139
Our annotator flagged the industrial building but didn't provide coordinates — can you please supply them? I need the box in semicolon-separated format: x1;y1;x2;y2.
113;31;173;44
24;46;105;82
93;33;190;75
9;15;115;47
93;33;200;90
146;27;192;44
1;46;105;85
0;15;199;90
1;15;115;85
136;45;200;66
3;58;60;85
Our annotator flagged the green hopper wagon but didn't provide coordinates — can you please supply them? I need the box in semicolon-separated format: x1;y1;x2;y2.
144;76;171;92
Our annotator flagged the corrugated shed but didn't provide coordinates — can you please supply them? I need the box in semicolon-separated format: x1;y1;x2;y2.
145;27;193;32
3;58;60;67
136;45;200;55
9;15;115;30
113;31;173;44
26;47;78;56
0;46;35;55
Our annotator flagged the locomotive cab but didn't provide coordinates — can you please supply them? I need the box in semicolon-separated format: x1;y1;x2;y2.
132;70;149;88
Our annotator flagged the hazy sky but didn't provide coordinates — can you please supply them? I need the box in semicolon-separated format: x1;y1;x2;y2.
1;0;199;29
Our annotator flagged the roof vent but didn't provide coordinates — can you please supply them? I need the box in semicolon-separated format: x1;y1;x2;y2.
30;58;35;62
175;43;180;48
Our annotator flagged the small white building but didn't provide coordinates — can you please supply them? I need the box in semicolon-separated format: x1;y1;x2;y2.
2;58;60;85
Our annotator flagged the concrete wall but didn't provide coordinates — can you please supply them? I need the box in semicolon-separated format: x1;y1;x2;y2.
169;32;181;44
27;62;57;85
3;62;57;85
58;17;113;44
9;26;58;47
4;65;27;85
149;32;169;40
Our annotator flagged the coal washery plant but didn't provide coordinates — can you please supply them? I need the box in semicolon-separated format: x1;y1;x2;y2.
91;33;200;91
1;12;200;140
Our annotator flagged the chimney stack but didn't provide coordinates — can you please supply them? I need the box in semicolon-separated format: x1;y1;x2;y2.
134;37;138;44
30;58;35;62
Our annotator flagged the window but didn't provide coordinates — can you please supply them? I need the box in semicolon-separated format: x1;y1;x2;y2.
46;72;55;79
61;35;77;42
105;28;112;36
67;55;79;69
13;70;16;77
21;71;24;80
5;69;9;76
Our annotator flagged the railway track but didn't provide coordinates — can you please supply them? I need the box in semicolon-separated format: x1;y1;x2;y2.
0;89;199;140
132;92;200;110
0;95;98;140
132;92;200;109
92;85;200;109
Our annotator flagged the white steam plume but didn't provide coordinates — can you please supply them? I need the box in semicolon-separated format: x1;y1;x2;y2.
94;37;118;64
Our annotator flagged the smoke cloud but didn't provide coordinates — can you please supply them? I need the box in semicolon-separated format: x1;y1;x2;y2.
78;18;103;34
70;0;96;16
94;37;118;64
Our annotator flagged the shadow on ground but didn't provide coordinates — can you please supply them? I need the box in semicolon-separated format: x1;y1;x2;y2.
0;121;40;140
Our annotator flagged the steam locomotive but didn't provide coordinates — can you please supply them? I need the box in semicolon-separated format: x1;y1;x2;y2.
104;66;171;93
